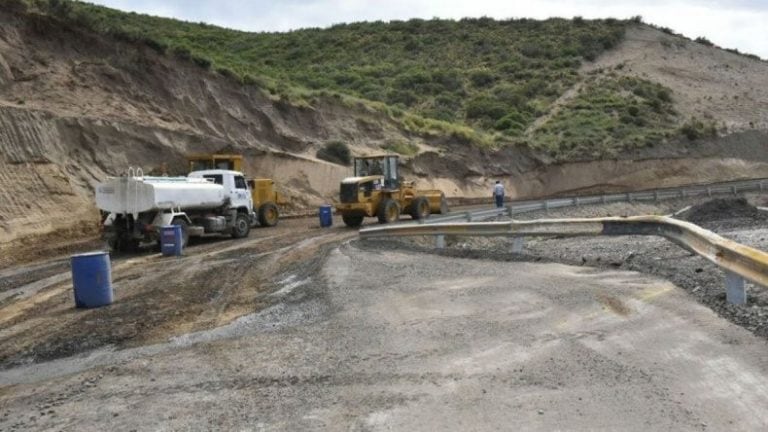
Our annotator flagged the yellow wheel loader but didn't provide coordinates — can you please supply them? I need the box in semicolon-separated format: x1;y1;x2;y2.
186;154;283;227
335;155;448;228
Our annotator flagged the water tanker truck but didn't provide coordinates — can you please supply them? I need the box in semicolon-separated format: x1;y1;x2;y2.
96;169;255;252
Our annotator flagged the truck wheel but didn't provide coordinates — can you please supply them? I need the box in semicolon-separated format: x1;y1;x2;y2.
342;214;364;227
231;213;251;238
258;202;279;227
439;193;449;215
172;218;190;248
410;196;430;220
377;199;400;224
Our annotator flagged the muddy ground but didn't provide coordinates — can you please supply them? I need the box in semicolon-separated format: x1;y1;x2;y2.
0;216;358;369
2;197;768;430
2;220;768;430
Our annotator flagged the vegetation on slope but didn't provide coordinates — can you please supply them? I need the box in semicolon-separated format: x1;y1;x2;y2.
16;0;720;160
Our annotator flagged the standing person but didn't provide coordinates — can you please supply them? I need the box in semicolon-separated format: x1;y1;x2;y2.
492;180;505;208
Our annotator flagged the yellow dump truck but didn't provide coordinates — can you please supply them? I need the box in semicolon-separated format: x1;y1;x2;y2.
186;154;282;227
335;155;448;227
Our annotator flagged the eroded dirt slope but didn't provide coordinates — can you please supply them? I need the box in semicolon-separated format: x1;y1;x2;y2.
586;25;768;132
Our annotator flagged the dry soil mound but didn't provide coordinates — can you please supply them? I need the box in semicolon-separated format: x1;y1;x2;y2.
683;198;766;223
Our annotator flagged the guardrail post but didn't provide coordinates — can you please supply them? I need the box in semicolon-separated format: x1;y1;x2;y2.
507;206;514;217
465;211;473;222
707;187;712;197
626;192;632;202
760;182;764;192
601;195;606;204
653;191;659;201
574;197;580;207
544;201;550;213
725;272;747;305
435;234;445;249
512;236;525;253
731;186;737;195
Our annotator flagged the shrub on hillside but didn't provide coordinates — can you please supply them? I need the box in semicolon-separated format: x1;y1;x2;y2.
694;36;714;47
680;118;717;141
381;139;419;156
316;141;351;165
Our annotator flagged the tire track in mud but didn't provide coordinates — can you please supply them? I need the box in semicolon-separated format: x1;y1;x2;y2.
0;218;357;369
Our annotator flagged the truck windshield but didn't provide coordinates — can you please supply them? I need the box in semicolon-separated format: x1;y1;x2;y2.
189;161;210;172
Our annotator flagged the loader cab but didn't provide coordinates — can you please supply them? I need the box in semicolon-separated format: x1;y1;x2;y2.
354;155;399;190
187;154;244;173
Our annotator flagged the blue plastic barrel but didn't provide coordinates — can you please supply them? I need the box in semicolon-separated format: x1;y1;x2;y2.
319;205;333;228
71;251;113;308
161;225;183;256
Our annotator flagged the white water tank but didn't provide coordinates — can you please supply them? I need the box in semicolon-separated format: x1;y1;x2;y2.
96;175;227;215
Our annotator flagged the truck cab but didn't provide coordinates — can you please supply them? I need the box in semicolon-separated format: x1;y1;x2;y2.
185;153;281;227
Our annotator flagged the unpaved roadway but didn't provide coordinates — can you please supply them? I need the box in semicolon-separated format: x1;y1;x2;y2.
2;234;768;430
0;217;357;368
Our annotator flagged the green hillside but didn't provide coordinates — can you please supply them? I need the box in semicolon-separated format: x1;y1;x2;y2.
23;0;706;159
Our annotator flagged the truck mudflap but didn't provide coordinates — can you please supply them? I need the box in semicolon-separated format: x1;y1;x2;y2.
249;211;258;227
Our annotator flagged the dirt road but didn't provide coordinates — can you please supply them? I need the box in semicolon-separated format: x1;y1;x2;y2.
0;217;357;368
2;234;768;430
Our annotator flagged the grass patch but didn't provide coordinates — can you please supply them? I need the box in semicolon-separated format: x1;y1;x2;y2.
381;139;419;156
25;1;627;148
529;76;678;160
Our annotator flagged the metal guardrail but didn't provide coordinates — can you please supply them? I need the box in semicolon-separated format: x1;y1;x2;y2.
361;216;767;305
362;177;768;306
421;177;768;226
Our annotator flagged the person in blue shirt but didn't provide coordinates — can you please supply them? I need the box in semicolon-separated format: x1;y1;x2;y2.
493;180;505;208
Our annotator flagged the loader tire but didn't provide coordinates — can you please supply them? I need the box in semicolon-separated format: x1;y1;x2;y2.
258;202;279;227
377;199;400;224
342;214;364;228
231;213;250;239
409;196;430;220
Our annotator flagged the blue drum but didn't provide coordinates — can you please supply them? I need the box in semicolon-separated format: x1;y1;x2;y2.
71;251;113;308
319;205;333;228
161;224;183;256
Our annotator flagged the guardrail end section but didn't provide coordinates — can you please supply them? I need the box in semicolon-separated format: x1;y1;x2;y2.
512;236;525;253
436;234;445;249
725;271;747;305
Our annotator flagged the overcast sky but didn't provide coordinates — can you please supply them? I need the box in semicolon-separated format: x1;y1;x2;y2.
88;0;768;59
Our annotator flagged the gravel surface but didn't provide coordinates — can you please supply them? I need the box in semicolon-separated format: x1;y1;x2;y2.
3;241;768;430
391;194;768;340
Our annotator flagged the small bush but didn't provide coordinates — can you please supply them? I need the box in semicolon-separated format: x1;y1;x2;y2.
170;45;192;61
679;118;717;141
382;139;419;156
143;38;168;53
191;55;212;69
46;0;72;17
316;141;351;165
215;66;237;80
694;36;714;47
